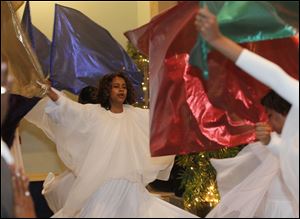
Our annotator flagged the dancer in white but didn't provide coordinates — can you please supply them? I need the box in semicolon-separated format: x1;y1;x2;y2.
195;6;299;218
207;91;298;217
29;72;198;218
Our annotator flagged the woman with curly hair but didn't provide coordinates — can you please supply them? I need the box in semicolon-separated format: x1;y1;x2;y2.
31;71;197;218
98;72;136;111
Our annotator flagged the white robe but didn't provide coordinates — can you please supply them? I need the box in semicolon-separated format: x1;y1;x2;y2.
26;94;198;218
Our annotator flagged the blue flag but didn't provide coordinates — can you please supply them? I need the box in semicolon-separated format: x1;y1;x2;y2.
21;1;51;76
51;4;143;100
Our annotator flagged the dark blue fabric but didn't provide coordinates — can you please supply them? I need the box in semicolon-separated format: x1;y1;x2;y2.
51;4;143;101
1;94;40;147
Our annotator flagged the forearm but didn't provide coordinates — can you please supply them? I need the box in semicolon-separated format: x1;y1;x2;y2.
209;35;243;63
44;91;93;133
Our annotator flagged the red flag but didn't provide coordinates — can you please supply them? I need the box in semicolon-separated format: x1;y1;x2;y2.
125;2;299;156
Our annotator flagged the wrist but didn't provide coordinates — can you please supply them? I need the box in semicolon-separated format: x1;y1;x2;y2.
208;34;225;47
47;88;59;102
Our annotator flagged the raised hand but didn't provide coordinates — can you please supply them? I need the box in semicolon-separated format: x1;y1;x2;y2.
194;5;222;43
11;167;36;218
36;80;59;102
255;122;272;145
194;5;243;62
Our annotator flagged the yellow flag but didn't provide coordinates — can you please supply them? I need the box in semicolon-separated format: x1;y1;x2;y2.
12;1;24;11
1;1;45;98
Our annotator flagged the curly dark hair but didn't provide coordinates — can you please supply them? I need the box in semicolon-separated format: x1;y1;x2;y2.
261;90;291;116
78;86;99;104
98;72;136;110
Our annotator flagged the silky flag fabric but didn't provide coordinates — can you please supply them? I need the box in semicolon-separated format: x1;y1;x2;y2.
126;2;230;156
1;1;45;98
271;1;299;31
125;2;299;156
190;1;298;78
1;1;52;147
51;4;143;99
21;1;51;76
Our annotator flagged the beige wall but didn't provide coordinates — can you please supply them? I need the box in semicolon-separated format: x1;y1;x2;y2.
137;1;151;27
150;1;177;17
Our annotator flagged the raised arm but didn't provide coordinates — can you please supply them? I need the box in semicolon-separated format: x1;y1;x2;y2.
195;6;299;107
28;84;97;172
35;81;95;132
194;5;242;62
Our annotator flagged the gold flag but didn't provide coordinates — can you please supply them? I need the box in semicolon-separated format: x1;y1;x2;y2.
12;1;24;11
1;1;45;98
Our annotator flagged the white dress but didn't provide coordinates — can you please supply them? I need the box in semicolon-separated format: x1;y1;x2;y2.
26;94;198;218
206;136;298;218
206;49;299;218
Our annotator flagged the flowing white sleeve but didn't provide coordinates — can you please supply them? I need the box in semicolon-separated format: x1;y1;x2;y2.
207;143;279;218
25;97;56;142
279;105;299;205
45;94;92;132
236;49;299;108
26;92;97;173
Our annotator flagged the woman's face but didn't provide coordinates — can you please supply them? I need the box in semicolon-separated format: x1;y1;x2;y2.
110;76;127;106
265;107;286;134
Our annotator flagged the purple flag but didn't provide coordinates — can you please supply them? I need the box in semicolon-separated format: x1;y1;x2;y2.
50;4;143;100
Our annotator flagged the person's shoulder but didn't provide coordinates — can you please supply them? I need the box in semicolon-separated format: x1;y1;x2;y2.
81;104;106;121
85;103;107;114
124;105;149;121
124;104;149;113
84;103;100;108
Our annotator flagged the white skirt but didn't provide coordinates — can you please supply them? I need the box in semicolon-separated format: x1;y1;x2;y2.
53;178;198;218
206;143;298;218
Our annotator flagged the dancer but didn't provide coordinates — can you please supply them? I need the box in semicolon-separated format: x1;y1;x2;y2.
195;6;299;218
31;72;197;217
207;91;298;217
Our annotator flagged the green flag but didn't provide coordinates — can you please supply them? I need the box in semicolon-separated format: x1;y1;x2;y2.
190;1;298;79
